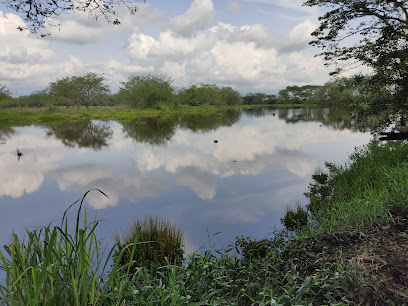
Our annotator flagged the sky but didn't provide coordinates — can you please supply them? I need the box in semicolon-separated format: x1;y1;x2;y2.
0;0;341;96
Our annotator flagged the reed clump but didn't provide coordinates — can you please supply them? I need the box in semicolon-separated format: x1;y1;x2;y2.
113;216;184;273
281;202;308;230
0;190;107;306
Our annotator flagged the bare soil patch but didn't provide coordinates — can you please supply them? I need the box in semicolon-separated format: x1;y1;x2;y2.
285;211;408;304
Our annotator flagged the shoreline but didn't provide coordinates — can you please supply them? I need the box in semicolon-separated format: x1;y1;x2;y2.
0;104;312;124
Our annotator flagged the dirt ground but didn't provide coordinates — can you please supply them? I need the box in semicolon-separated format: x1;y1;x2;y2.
285;211;408;305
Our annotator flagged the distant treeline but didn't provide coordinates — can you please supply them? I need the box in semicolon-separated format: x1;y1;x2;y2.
0;73;369;109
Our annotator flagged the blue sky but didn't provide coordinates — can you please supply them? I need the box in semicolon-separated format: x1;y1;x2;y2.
0;0;348;96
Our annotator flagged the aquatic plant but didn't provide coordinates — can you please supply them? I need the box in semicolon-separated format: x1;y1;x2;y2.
281;202;308;231
113;215;184;274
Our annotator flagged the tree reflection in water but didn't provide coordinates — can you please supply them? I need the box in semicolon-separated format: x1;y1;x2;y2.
272;107;357;131
178;110;242;133
44;120;113;150
122;116;178;146
0;126;17;143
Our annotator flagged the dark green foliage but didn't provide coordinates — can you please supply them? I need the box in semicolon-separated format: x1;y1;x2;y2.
310;76;368;106
113;216;184;273
121;116;177;145
17;90;57;108
119;74;175;109
0;84;11;100
178;83;242;106
304;0;408;128
278;85;321;104
282;203;308;231
45;120;113;150
235;230;289;260
0;85;15;108
178;110;241;132
243;92;277;105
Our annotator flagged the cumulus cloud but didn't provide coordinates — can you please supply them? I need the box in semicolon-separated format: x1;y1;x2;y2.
46;3;165;44
123;19;328;92
278;20;316;53
0;11;91;94
169;0;215;37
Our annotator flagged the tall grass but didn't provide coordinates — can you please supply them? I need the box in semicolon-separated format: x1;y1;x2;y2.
113;215;184;274
0;189;110;305
300;141;408;234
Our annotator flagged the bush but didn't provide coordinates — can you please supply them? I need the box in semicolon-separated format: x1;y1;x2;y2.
178;83;242;106
118;74;174;109
113;216;184;273
281;202;308;230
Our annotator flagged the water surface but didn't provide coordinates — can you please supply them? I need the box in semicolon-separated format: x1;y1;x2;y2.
0;107;371;253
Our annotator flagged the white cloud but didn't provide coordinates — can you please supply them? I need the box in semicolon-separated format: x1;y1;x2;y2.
123;20;329;91
45;4;165;44
169;0;215;37
278;20;316;53
0;127;64;198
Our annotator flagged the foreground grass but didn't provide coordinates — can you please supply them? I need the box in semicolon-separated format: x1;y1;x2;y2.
0;104;306;124
1;141;408;304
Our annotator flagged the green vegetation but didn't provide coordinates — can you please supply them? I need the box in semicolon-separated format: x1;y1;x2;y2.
49;73;110;109
114;216;184;273
242;92;277;105
281;202;308;231
0;74;371;115
118;74;175;109
178;83;242;106
299;141;408;234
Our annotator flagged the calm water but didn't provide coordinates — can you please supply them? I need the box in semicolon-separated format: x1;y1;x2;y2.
0;107;371;253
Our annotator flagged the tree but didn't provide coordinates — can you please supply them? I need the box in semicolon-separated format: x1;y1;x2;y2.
304;0;408;127
178;83;242;106
118;74;174;109
0;84;12;100
278;85;321;104
17;90;57;107
243;93;266;105
5;0;145;33
310;77;367;105
48;73;110;109
0;84;16;108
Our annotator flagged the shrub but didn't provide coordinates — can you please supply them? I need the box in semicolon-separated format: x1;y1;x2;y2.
118;74;174;109
113;216;184;273
281;202;308;230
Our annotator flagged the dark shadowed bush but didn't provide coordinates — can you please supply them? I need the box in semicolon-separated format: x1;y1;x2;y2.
281;202;308;230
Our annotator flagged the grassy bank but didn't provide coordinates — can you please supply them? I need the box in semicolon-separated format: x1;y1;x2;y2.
1;142;407;304
0;104;306;125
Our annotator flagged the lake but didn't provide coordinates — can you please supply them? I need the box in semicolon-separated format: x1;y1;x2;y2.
0;107;371;254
